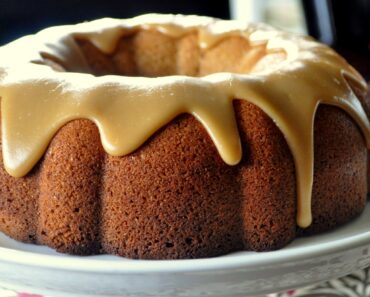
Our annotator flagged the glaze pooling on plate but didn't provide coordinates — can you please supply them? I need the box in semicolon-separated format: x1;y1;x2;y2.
0;14;369;228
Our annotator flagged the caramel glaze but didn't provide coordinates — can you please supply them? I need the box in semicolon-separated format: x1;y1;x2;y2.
0;14;369;228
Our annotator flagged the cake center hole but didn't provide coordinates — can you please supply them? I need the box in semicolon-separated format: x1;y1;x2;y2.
42;30;287;77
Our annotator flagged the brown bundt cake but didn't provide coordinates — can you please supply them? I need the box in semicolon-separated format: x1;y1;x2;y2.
0;14;369;259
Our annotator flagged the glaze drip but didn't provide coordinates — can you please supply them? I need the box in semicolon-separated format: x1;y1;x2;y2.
0;14;369;228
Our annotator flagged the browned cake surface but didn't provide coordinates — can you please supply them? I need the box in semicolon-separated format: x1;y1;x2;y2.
0;29;368;259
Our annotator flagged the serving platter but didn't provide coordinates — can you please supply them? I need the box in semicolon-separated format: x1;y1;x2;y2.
0;201;369;297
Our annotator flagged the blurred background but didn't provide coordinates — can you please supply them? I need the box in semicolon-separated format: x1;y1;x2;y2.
0;0;369;79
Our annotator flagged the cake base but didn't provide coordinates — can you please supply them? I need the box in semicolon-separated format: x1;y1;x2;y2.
0;199;369;297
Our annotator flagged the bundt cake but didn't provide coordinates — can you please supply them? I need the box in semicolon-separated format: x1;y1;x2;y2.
0;14;369;259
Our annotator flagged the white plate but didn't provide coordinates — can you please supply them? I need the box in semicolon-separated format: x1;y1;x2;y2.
0;201;370;297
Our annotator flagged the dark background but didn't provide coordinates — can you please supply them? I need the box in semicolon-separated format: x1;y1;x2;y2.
303;0;370;79
0;0;230;45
